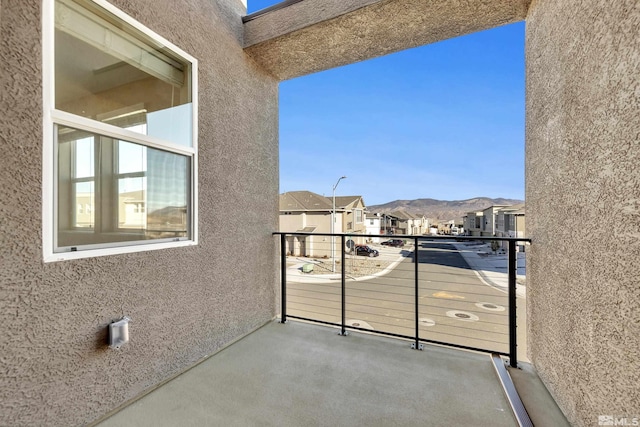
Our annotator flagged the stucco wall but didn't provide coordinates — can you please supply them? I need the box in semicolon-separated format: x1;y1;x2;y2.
0;0;279;426
244;0;530;80
526;0;640;425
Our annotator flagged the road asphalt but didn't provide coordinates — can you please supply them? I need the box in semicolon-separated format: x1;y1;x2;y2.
286;239;527;298
282;240;528;360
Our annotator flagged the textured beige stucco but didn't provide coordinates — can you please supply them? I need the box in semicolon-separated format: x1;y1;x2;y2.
3;0;640;425
526;0;640;425
244;0;381;46
0;0;279;426
244;0;531;81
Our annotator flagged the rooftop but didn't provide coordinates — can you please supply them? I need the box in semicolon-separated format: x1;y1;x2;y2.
280;191;364;211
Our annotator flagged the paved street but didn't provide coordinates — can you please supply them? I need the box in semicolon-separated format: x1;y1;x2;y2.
286;241;527;360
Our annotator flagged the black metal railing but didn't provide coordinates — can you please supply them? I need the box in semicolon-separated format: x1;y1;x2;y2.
275;232;531;368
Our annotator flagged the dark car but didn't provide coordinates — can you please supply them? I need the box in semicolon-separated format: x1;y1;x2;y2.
355;245;379;257
381;239;404;247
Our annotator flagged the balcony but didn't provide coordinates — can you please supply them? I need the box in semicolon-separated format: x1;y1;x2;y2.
96;320;566;426
96;234;567;427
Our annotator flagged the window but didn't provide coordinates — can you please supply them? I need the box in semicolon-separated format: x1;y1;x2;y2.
43;0;198;261
354;209;363;223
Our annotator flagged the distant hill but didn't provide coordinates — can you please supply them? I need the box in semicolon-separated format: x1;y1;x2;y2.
367;197;524;221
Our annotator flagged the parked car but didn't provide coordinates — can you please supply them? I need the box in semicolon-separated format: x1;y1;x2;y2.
355;245;379;257
381;239;404;247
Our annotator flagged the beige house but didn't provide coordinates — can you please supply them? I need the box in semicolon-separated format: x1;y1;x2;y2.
480;205;509;236
118;190;147;229
404;212;429;235
495;204;526;249
464;211;484;236
495;204;526;238
465;206;513;237
1;1;637;426
279;191;366;257
437;219;463;235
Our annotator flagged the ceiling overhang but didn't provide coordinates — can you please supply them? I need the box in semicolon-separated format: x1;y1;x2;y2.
243;0;531;81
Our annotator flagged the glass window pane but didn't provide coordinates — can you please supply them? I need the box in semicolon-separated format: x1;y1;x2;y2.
147;149;189;239
54;0;192;147
74;137;94;178
74;181;94;228
118;177;146;230
147;103;193;148
56;125;190;250
118;141;146;174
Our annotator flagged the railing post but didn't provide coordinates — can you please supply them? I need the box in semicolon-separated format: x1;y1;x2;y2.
280;233;287;324
412;237;423;350
340;235;348;336
508;239;517;367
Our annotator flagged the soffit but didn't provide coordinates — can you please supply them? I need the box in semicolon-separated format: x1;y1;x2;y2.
243;0;531;81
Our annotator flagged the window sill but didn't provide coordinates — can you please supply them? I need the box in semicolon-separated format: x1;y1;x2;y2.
44;240;197;263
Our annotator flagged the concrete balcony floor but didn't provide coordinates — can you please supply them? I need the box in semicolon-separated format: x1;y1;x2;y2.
96;320;567;427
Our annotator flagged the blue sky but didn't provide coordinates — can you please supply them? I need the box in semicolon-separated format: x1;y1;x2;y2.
248;1;525;206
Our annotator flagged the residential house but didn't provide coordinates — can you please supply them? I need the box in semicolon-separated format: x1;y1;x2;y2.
379;212;400;235
364;212;382;243
465;211;484;236
375;211;428;236
335;195;367;235
1;1;637;426
3;1;279;425
407;213;430;235
382;211;408;235
495;204;526;249
279;191;366;257
480;205;509;236
118;190;147;229
437;219;463;235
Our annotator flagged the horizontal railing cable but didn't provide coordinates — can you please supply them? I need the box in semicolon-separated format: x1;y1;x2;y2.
277;232;529;360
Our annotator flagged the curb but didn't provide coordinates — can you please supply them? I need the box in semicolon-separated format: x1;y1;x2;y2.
286;252;407;284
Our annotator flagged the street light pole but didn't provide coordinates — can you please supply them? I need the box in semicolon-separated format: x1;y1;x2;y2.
332;176;347;273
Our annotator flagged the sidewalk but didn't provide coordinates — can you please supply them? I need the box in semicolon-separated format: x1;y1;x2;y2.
452;241;527;298
284;247;408;284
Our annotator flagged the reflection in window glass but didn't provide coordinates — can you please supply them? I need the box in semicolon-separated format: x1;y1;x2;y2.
118;177;146;230
74;137;94;178
118;141;147;174
54;0;193;147
73;181;95;228
56;125;189;249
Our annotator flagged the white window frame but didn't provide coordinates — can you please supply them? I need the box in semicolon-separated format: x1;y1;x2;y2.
42;0;198;262
354;209;363;224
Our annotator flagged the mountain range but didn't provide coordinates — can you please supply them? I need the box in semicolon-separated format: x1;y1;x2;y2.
367;197;524;221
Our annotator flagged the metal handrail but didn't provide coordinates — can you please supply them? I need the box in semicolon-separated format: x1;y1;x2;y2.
274;231;531;242
275;232;531;367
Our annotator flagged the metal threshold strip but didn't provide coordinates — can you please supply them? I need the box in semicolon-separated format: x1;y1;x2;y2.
491;354;534;427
